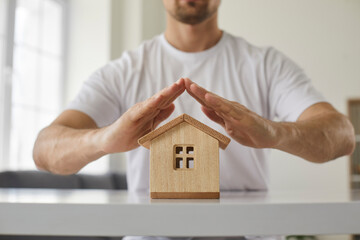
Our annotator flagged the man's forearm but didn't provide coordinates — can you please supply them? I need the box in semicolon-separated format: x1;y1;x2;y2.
33;125;105;175
275;112;355;163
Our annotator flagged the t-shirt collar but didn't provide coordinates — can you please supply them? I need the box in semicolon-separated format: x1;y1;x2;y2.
160;31;228;62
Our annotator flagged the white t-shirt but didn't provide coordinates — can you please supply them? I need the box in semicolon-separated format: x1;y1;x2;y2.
68;31;325;192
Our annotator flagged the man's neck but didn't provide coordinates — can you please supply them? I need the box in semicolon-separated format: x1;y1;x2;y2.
164;12;222;53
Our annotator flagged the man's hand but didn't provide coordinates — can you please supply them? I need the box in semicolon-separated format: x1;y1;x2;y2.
184;78;355;162
99;78;185;153
184;78;279;149
33;78;185;175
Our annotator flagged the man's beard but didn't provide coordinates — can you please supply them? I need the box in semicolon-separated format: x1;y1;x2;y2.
172;1;215;25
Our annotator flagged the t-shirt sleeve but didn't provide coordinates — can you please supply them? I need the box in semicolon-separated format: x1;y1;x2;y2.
66;63;122;127
265;47;327;122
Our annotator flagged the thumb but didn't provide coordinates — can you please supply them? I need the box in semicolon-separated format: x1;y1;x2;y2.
153;104;175;129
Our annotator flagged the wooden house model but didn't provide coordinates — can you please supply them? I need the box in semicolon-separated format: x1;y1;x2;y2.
138;114;230;199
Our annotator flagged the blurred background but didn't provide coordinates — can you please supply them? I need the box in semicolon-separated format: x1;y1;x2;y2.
0;0;359;238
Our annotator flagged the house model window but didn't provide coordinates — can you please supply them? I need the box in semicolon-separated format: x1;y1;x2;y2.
174;145;195;170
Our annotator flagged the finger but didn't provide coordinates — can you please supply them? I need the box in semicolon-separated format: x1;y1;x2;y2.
156;79;185;109
204;92;238;119
184;78;210;107
130;79;183;121
129;94;163;122
201;105;225;127
184;78;240;121
153;104;175;129
162;78;186;108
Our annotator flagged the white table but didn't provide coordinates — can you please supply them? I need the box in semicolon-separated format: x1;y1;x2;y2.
0;189;359;237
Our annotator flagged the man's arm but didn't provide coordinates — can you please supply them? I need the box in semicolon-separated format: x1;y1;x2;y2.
184;78;355;163
275;102;355;163
33;79;185;175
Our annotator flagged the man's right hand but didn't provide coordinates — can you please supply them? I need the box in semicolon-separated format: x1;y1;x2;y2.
98;78;185;153
33;78;185;174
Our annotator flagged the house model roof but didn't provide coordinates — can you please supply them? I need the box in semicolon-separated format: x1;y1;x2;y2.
138;114;231;150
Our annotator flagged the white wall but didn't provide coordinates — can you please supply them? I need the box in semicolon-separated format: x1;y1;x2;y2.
110;0;142;60
110;0;165;59
218;0;360;193
66;0;111;104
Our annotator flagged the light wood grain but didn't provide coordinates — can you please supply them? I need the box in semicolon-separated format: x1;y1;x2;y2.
150;122;219;197
151;192;220;199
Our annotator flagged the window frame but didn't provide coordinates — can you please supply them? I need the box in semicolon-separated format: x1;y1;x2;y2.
0;0;16;165
173;144;195;170
0;0;68;170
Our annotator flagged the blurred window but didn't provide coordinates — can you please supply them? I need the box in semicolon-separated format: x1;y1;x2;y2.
0;0;8;165
0;0;66;170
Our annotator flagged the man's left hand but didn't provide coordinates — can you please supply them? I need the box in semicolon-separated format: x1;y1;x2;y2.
184;78;280;149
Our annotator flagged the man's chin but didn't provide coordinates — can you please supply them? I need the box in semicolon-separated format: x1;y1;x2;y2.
175;8;209;25
177;16;207;25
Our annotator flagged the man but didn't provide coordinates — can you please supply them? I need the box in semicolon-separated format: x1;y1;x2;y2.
33;0;355;239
